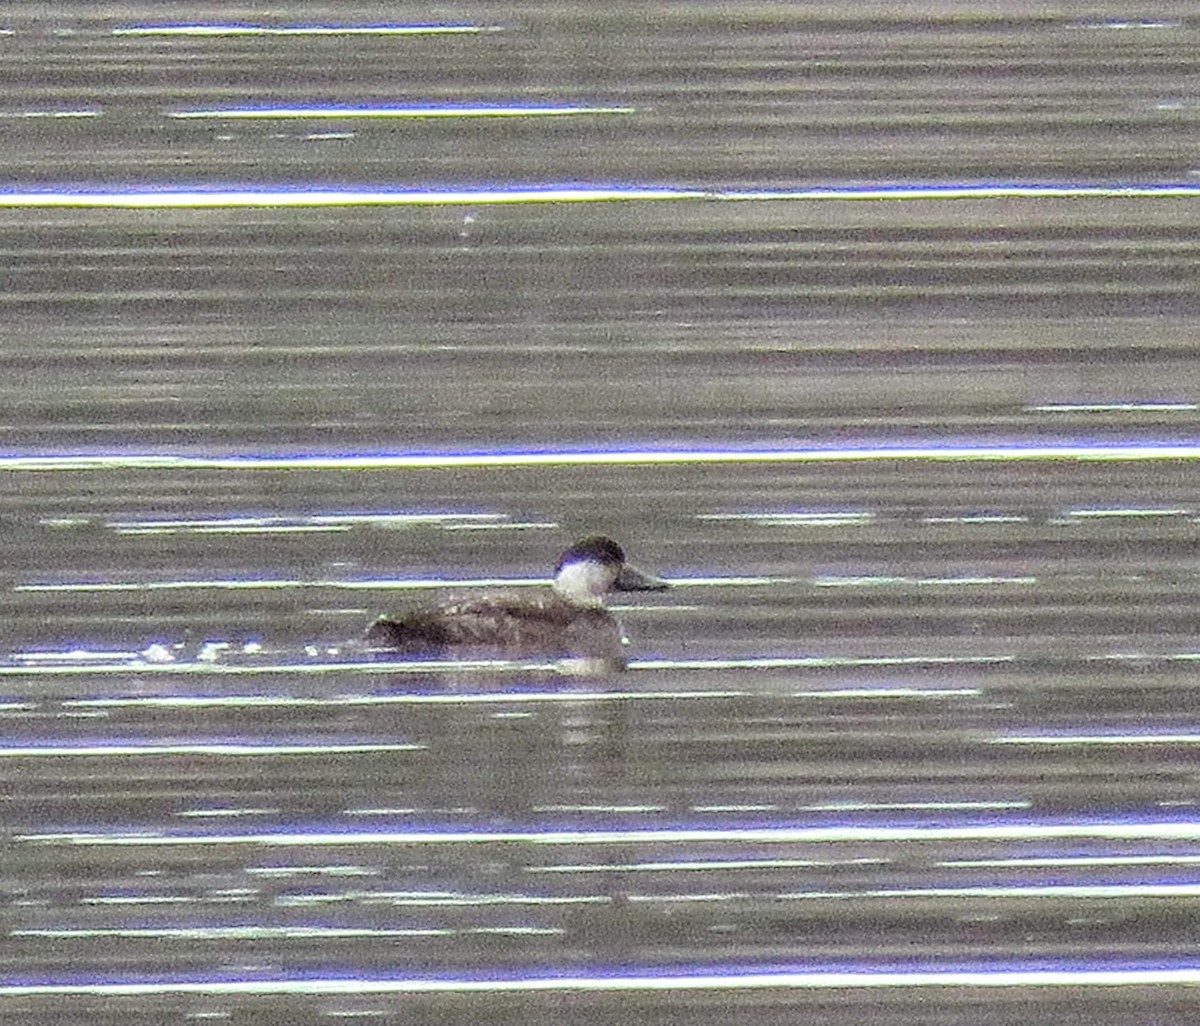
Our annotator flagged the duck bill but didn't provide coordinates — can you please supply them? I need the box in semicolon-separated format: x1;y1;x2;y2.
613;563;670;592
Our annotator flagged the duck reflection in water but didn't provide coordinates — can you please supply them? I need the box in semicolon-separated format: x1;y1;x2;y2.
366;536;670;673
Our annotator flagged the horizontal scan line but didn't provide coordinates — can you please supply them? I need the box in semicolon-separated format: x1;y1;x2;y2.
722;184;1200;201
0;109;100;119
0;187;704;209
774;883;1200;900
56;685;968;710
59;691;749;709
18;821;1200;848
13;575;777;594
0;182;1198;209
4;442;1200;471
13;926;561;940
0;966;1199;996
169;105;635;119
0;742;423;757
1032;402;1199;413
990;734;1200;745
0;655;1011;677
113;24;500;37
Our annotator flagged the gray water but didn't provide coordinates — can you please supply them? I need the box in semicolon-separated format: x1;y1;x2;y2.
3;5;1200;1023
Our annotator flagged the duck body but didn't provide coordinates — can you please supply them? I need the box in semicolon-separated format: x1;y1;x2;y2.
366;536;668;667
366;591;621;655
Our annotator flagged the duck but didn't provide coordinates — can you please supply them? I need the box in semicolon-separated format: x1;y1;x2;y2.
366;535;669;669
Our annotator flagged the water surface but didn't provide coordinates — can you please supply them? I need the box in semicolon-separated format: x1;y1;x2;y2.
3;4;1200;1023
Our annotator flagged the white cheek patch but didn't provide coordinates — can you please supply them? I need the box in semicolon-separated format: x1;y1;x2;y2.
553;560;613;606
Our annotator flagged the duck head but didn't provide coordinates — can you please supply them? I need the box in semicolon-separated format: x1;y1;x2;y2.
551;535;669;608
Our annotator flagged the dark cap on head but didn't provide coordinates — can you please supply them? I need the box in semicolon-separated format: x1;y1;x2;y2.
556;535;669;592
556;535;625;573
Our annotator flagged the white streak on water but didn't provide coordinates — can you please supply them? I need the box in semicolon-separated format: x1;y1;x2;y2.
813;575;1037;587
276;892;606;908
60;691;753;709
636;656;1012;670
111;512;505;530
115;524;354;535
244;865;376;877
628;883;1200;903
0;187;706;209
1;655;1012;676
13;926;561;939
697;511;873;526
1030;402;1199;413
177;808;280;818
990;733;1200;745
0;966;1198;995
0;741;423;757
789;688;982;698
0;183;1198;210
1061;507;1191;518
112;24;500;37
531;857;884;873
169;105;635;119
4;442;1200;470
18;821;1200;848
718;184;1200;201
775;883;1200;900
923;514;1030;524
0;659;554;677
800;800;1028;812
0;109;99;118
50;686;977;715
944;855;1200;868
13;574;781;593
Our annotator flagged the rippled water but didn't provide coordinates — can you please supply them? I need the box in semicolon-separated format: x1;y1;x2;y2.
4;5;1200;1023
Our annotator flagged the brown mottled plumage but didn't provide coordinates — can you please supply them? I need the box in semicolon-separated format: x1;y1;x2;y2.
367;593;612;653
366;536;668;668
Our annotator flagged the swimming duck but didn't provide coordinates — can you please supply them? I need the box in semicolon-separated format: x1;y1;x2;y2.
366;535;669;668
